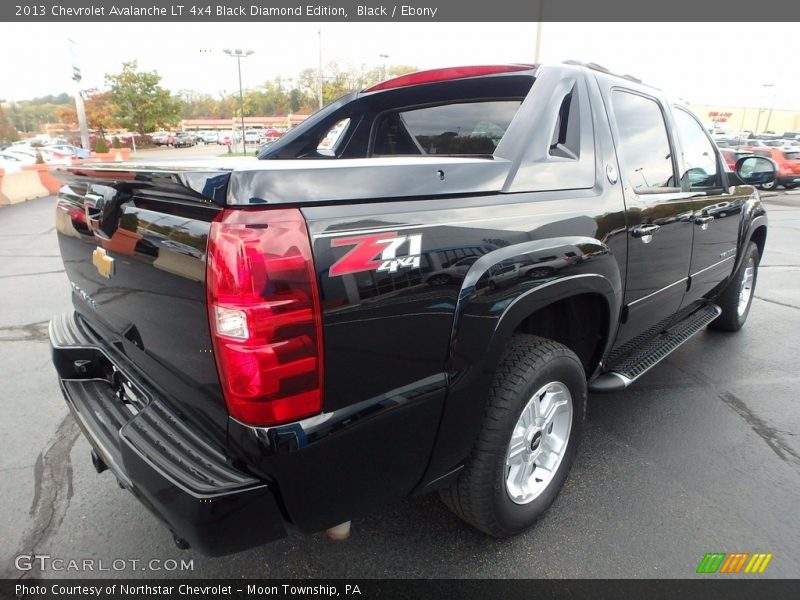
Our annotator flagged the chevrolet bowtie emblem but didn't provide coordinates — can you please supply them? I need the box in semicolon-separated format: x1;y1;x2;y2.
92;247;115;279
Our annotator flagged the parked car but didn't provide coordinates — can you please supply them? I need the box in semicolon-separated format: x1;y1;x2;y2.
0;152;26;172
51;62;774;556
244;130;262;144
198;131;219;144
151;131;175;146
173;132;197;148
0;149;37;165
218;134;233;146
720;148;755;171
745;147;800;189
46;143;92;159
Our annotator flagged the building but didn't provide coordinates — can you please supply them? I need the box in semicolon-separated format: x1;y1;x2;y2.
180;115;310;132
687;104;800;135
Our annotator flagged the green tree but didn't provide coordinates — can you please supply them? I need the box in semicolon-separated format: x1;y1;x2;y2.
106;61;182;134
0;104;19;141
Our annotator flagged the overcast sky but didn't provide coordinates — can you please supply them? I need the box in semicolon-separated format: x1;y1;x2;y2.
1;22;798;111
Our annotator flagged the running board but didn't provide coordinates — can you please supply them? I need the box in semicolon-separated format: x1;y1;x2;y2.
589;303;722;393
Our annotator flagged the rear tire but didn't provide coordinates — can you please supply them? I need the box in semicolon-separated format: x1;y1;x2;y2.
439;335;586;537
709;241;759;332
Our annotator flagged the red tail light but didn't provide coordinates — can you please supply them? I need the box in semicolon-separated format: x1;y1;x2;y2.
363;64;535;93
207;208;324;426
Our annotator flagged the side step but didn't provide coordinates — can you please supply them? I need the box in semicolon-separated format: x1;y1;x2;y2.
589;303;722;393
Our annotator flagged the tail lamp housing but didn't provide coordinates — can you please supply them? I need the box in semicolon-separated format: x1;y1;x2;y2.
207;208;324;426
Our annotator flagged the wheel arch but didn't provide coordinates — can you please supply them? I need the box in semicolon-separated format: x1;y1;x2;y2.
416;244;622;494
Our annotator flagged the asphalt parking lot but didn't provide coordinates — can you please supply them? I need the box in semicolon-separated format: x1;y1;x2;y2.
1;186;798;580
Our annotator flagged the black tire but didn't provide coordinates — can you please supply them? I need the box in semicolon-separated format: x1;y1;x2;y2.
709;241;759;332
758;179;778;191
439;334;586;537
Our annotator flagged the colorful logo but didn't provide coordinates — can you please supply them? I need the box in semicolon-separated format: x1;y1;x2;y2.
696;552;773;574
329;232;423;276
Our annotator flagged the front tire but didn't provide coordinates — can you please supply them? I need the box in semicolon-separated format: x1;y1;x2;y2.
439;335;586;537
758;179;778;191
709;241;759;331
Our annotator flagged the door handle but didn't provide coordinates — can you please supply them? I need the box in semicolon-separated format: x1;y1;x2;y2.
632;224;660;244
632;224;661;239
695;215;714;230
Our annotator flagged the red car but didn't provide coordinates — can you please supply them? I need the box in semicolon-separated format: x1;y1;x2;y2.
719;148;754;171
742;147;800;189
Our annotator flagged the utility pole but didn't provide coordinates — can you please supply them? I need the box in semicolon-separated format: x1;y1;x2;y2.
379;53;390;81
223;48;254;154
68;39;90;150
317;29;324;110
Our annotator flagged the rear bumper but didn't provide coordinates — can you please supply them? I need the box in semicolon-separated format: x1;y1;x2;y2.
778;174;800;186
49;311;287;556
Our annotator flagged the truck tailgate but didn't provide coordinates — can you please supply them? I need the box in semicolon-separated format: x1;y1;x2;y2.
54;164;231;446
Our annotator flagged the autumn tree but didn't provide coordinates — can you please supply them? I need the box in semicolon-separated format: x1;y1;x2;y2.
84;92;119;135
106;61;181;134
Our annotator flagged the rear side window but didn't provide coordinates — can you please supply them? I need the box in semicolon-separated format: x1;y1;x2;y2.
317;118;351;156
611;90;675;192
783;151;800;160
372;100;522;156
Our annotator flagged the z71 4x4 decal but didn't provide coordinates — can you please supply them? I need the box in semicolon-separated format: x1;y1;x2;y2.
329;232;423;276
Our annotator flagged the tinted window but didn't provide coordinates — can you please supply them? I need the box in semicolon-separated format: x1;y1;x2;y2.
611;91;675;191
673;108;719;188
373;100;521;156
783;151;800;160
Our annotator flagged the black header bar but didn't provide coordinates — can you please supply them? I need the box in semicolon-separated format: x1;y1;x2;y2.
2;0;800;22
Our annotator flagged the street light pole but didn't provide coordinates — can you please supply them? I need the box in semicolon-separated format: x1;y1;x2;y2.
379;53;389;81
763;83;776;134
223;48;254;154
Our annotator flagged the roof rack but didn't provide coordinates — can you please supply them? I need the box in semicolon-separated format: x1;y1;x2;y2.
562;60;645;85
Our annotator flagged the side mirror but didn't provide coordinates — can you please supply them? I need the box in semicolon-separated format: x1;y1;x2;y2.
735;155;776;186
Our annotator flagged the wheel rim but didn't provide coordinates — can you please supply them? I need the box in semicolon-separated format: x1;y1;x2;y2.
737;257;755;317
505;381;573;505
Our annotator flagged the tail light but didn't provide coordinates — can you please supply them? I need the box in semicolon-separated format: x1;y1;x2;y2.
207;208;324;426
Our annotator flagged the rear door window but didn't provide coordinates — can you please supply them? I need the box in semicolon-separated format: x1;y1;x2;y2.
611;90;676;192
372;100;522;156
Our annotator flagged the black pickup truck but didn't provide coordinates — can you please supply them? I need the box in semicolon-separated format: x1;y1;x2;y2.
50;63;774;555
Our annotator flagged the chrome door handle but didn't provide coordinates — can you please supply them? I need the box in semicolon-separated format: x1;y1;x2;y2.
695;215;714;230
632;224;661;237
632;224;660;244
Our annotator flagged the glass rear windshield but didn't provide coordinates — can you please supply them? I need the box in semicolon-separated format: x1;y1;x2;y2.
372;100;522;156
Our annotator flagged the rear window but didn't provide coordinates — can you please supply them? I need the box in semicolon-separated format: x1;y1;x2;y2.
372;100;522;156
783;151;800;160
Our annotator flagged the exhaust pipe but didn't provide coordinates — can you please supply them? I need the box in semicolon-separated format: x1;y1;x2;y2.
325;521;351;540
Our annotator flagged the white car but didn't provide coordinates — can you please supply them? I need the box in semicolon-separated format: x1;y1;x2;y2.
244;130;261;144
2;147;72;165
1;149;38;164
0;152;27;172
